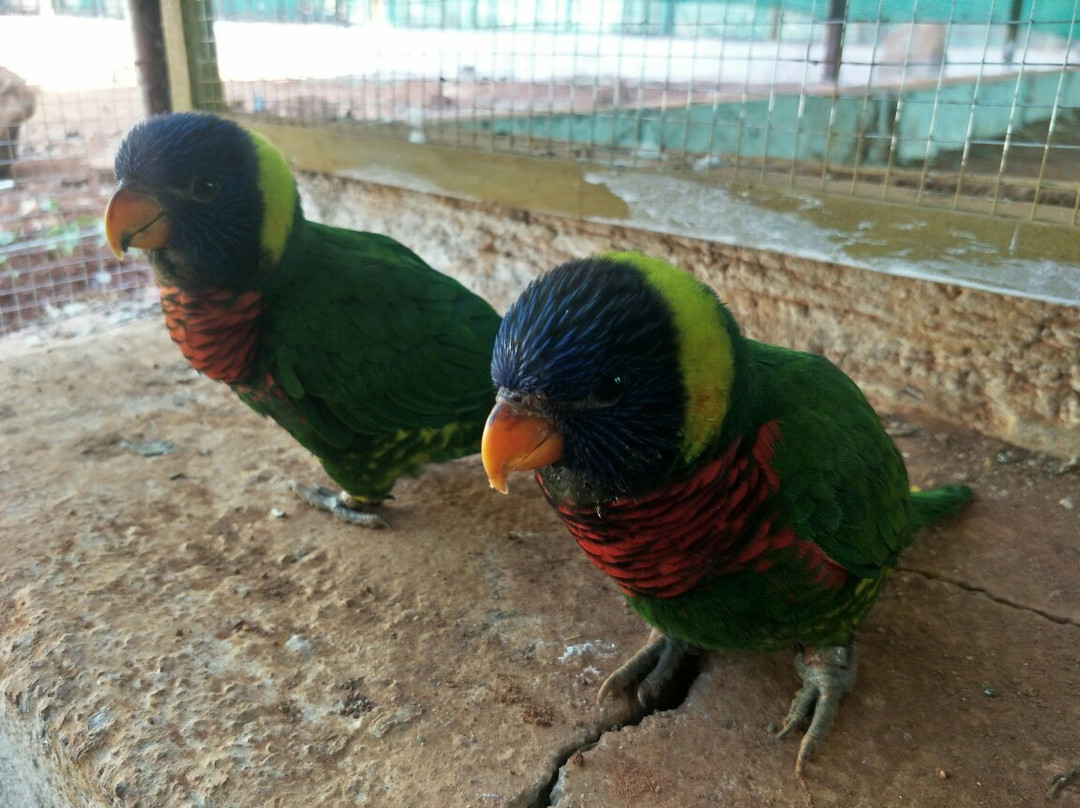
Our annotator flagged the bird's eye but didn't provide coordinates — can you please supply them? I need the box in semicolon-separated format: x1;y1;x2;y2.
590;375;626;406
190;176;222;203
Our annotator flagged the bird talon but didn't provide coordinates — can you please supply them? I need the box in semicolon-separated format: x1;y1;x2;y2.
598;630;692;709
1048;766;1080;799
776;681;817;740
597;632;665;703
330;505;390;529
290;481;338;509
291;482;391;529
775;641;858;774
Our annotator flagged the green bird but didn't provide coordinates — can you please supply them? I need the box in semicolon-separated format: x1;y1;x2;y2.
481;252;972;772
105;112;500;527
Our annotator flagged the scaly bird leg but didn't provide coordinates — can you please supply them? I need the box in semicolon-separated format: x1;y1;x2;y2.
1048;766;1080;799
597;629;695;708
290;482;390;529
776;640;859;775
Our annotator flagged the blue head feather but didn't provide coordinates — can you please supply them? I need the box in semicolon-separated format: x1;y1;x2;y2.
492;256;687;499
114;112;272;290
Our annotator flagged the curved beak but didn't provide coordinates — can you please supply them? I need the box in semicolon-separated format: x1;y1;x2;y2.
104;184;170;259
481;397;564;494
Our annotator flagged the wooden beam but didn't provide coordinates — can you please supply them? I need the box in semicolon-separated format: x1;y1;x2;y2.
127;0;171;114
159;0;192;111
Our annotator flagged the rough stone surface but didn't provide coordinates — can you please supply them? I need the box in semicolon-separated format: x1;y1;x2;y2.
0;318;643;808
0;278;1075;803
1;299;1078;807
298;173;1080;458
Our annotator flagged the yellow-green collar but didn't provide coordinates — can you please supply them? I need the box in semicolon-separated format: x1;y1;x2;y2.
604;251;734;463
248;130;298;268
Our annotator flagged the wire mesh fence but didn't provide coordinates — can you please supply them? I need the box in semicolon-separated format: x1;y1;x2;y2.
192;0;1080;226
2;0;1079;335
1;9;150;335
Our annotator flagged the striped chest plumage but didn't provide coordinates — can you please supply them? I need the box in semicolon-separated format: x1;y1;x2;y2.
541;421;849;601
159;284;263;385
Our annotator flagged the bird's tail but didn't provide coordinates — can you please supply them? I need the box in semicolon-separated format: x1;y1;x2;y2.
909;484;974;531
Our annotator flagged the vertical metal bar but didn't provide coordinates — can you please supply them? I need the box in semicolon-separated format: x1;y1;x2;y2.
790;2;817;188
1031;0;1080;222
677;0;705;162
159;0;193;111
701;0;731;174
591;4;609;164
951;0;1000;210
990;0;1034;217
733;0;756;178
661;0;676;37
653;3;678;165
1003;0;1023;64
527;0;542;153
181;0;225;111
914;2;956;207
128;0;171;113
614;13;628;164
823;0;846;82
757;0;782;179
847;0;885;195
877;0;926;201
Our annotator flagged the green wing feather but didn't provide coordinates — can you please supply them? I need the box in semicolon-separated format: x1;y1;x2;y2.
750;342;913;578
242;224;500;500
649;340;975;652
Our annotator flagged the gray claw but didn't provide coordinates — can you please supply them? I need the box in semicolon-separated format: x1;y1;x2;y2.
1048;766;1080;799
776;641;859;776
598;629;691;708
291;482;390;529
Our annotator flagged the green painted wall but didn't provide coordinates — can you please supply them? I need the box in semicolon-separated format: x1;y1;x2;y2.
468;68;1080;167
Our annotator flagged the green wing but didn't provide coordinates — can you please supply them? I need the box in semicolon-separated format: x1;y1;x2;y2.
245;224;501;497
634;340;938;652
749;342;912;578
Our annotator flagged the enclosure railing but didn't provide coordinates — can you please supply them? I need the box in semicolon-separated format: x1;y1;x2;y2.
4;0;1080;335
1;5;154;334
180;0;1080;226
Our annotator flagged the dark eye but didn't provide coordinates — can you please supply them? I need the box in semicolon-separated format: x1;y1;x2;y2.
590;375;626;406
191;176;222;203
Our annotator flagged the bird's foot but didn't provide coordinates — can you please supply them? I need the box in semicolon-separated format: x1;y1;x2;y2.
597;629;697;709
290;482;390;529
1048;766;1080;799
776;640;859;776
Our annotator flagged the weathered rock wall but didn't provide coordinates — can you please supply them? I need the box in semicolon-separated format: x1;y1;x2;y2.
299;173;1080;459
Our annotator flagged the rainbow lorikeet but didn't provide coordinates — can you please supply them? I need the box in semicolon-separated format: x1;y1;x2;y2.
105;112;500;527
481;253;972;772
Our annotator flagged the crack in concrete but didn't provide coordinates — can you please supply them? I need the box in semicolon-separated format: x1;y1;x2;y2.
525;655;701;807
896;566;1080;628
523;566;1077;806
526;729;615;808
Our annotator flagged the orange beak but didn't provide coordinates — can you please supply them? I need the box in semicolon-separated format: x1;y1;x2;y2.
104;185;170;259
481;398;564;494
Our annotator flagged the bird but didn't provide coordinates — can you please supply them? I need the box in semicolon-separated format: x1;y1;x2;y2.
105;112;501;527
480;252;973;773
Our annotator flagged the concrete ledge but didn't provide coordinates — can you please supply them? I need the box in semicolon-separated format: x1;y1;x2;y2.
0;167;1076;806
0;301;1076;807
0;320;644;807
